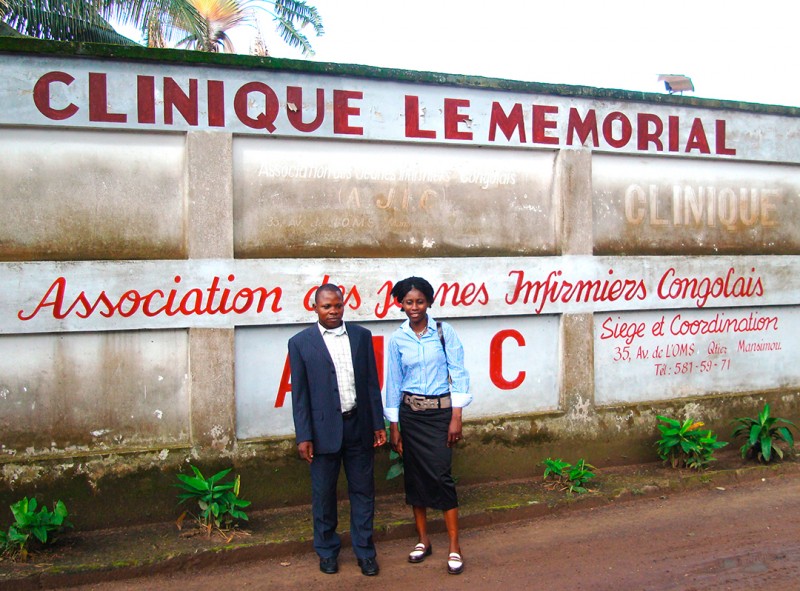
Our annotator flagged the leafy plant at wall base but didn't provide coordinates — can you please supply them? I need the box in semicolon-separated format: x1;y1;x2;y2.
566;459;596;494
385;419;404;480
731;403;795;463
0;497;72;561
386;449;404;480
542;458;596;494
542;457;570;480
176;466;251;534
655;416;727;470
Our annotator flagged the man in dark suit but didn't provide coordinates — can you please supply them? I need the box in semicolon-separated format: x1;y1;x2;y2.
288;283;386;576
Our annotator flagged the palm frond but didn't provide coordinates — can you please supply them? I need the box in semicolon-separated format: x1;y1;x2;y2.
272;11;313;54
0;20;27;35
273;0;322;33
2;0;324;52
3;0;139;43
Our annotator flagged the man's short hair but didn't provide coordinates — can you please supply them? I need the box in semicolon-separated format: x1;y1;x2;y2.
315;283;343;303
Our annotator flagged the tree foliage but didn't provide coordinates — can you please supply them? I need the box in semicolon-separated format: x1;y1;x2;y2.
1;1;138;44
0;0;323;54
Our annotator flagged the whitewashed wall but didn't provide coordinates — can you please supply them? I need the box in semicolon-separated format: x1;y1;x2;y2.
0;44;798;460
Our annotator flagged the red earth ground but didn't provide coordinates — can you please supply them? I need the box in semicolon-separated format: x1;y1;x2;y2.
65;470;800;591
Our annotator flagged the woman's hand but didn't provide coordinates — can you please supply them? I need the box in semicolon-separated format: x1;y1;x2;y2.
447;407;463;447
390;422;403;456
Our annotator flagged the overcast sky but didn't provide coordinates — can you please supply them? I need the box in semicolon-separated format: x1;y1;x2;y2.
124;0;799;108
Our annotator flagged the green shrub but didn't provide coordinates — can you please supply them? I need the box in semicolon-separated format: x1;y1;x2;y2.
732;403;795;463
655;415;727;470
176;465;251;534
386;448;404;480
542;457;570;480
385;420;404;480
0;497;72;561
542;457;596;494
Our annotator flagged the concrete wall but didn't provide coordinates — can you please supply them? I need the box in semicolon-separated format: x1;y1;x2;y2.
1;38;799;529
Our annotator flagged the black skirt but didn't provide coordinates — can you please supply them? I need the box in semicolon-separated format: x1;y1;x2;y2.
399;403;458;511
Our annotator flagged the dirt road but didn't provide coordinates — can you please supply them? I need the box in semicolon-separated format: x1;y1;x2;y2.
71;473;800;591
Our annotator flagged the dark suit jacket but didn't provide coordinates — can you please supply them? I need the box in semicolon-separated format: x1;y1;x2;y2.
288;322;384;454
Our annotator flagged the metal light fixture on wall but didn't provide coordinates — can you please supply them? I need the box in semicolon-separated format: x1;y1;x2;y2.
658;74;694;94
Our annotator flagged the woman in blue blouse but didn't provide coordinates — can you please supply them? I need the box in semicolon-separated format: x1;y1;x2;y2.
386;276;471;575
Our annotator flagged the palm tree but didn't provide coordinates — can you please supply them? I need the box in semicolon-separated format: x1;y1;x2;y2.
0;0;139;45
144;0;324;55
166;0;249;53
0;0;323;54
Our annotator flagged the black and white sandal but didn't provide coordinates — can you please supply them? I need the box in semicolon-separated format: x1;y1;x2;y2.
408;542;432;563
447;552;464;574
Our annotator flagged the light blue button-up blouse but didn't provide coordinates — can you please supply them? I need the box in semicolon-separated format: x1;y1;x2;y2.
384;314;471;423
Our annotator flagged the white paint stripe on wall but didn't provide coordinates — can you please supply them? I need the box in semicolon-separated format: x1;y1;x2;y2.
2;255;799;333
2;56;799;163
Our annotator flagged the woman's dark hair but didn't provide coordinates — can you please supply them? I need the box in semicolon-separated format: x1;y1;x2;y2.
391;276;435;305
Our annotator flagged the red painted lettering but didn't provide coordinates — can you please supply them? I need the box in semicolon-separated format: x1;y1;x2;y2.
490;330;526;389
505;269;647;314
33;71;78;121
685;118;710;154
657;267;764;308
17;275;282;321
333;89;363;135
18;277;70;320
141;290;167;316
436;282;490;307
715;119;736;155
602;111;631;148
234;82;279;132
374;280;399;319
137;75;156;124
372;335;385;391
274;355;292;407
444;98;472;140
566;108;598;147
488;102;526;142
404;95;436;139
532;105;559;145
286;86;325;132
163;77;198;125
637;113;663;151
600;316;646;345
668;116;680;152
88;72;126;123
179;288;205;315
207;80;226;127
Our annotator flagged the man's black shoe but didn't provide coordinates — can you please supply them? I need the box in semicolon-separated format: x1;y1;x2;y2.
358;556;379;576
319;556;338;574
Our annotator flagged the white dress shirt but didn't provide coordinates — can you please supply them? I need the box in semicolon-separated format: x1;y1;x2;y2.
318;322;357;413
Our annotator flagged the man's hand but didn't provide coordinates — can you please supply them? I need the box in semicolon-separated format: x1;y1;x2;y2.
373;429;387;447
297;441;314;463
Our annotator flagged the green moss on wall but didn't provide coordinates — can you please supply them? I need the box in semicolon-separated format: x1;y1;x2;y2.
1;37;797;116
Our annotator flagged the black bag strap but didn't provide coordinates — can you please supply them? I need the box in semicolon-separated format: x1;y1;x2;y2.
437;321;453;384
